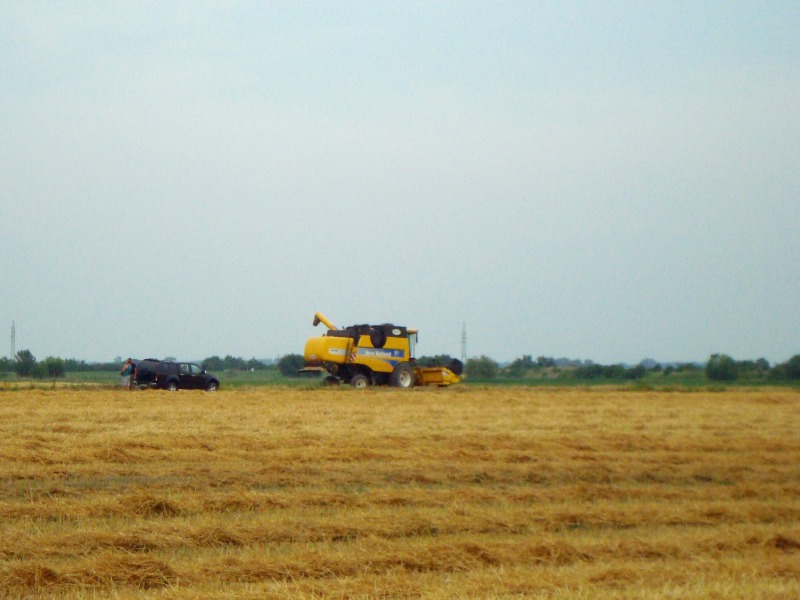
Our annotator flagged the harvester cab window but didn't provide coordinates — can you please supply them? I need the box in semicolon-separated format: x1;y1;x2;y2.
408;332;417;359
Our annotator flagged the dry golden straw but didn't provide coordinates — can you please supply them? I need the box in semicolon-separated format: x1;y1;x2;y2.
0;386;798;598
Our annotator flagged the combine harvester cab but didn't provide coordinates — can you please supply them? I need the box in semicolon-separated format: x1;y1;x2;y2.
302;312;463;389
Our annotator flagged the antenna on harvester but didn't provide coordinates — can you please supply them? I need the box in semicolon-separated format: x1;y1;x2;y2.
461;322;467;364
10;321;15;359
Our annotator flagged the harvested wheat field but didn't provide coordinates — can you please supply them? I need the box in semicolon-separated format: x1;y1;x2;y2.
0;386;798;599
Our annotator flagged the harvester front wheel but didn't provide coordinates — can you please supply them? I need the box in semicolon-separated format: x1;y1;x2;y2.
350;373;369;389
390;362;415;388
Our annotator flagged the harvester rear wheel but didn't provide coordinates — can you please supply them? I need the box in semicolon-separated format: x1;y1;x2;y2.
350;373;369;389
390;362;415;388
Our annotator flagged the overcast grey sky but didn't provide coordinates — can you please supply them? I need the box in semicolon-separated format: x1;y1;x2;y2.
1;1;798;365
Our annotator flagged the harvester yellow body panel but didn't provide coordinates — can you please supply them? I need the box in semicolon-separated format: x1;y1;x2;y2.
303;332;409;375
304;335;352;364
351;334;409;374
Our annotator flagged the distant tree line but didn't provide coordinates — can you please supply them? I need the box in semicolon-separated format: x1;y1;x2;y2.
438;353;800;383
704;353;799;382
0;351;276;380
201;355;272;372
455;354;651;381
2;349;799;383
0;351;72;379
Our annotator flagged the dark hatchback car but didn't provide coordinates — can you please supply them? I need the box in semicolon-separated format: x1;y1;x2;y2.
134;359;220;391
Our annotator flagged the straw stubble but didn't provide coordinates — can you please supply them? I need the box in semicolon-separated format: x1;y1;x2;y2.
0;386;798;598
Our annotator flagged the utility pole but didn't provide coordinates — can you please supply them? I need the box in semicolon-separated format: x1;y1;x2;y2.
461;322;467;365
10;321;15;359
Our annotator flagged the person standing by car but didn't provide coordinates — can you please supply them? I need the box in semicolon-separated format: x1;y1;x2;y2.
120;358;134;389
129;359;137;389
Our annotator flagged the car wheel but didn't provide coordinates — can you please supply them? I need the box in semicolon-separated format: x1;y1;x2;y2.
166;381;178;392
206;381;219;392
390;362;415;388
350;373;369;389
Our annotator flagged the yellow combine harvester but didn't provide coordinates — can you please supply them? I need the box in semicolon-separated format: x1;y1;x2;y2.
302;312;463;388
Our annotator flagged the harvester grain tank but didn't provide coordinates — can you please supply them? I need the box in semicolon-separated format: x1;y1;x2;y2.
302;312;463;388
